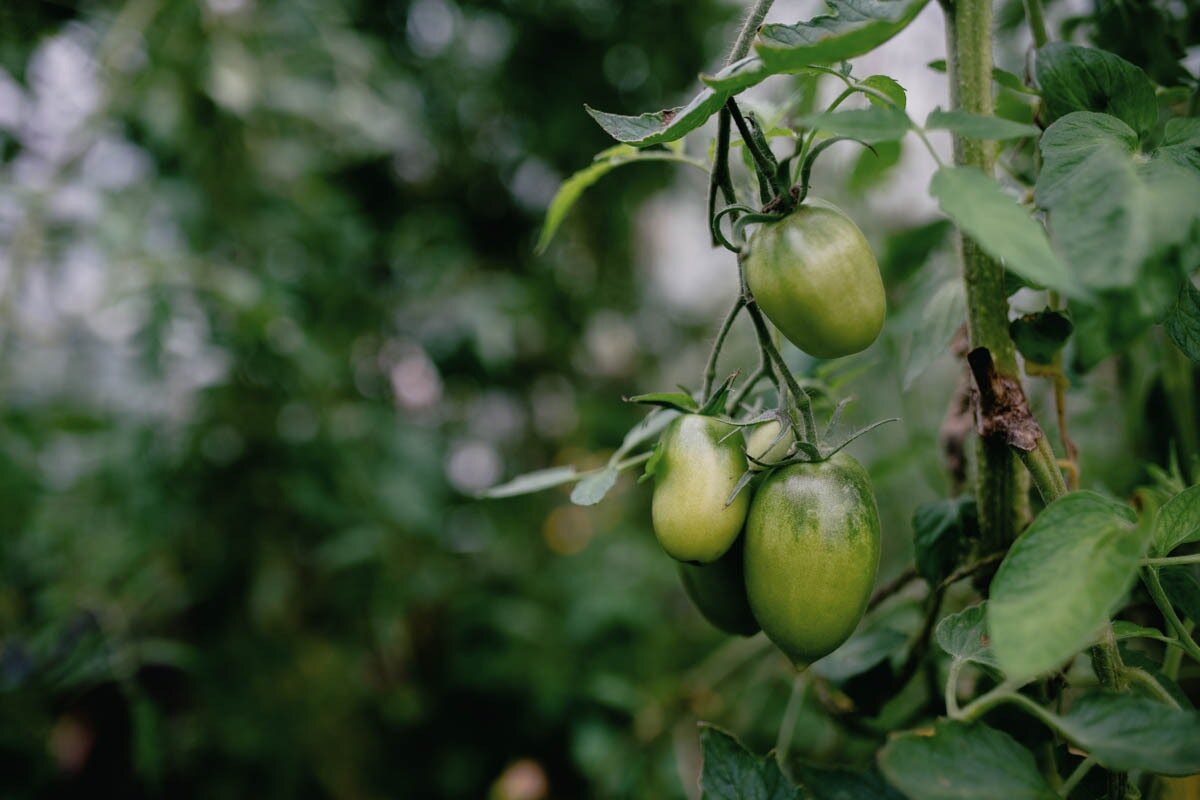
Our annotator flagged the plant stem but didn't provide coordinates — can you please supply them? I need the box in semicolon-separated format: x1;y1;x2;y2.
944;658;963;716
701;297;746;398
744;290;817;442
708;0;777;231
775;675;805;768
941;0;1023;555
1088;627;1130;800
1144;553;1200;567
1023;0;1050;49
1121;666;1181;709
1143;567;1200;664
1059;757;1096;798
727;100;788;203
1018;435;1069;504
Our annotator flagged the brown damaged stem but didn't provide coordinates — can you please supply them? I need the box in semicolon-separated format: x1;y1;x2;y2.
967;347;1068;504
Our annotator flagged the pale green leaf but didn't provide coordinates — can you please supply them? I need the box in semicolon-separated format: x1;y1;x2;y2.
929;166;1075;296
988;492;1142;681
924;108;1039;141
756;0;933;71
1152;485;1200;555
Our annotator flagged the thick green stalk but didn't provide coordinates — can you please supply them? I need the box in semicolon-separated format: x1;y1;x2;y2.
941;0;1022;553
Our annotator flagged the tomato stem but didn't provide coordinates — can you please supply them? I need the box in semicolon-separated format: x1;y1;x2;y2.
701;297;747;399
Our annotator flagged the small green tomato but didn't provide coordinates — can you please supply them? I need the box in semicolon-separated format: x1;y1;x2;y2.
650;414;750;563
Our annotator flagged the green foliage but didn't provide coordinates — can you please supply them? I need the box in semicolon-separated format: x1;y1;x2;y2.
935;603;1000;671
911;496;976;585
928;166;1074;295
988;492;1143;681
699;725;800;800
879;721;1057;800
1009;309;1074;365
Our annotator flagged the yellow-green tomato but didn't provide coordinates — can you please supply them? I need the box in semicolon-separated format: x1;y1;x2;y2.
744;199;885;359
651;414;750;563
677;538;759;636
745;420;793;470
743;453;881;669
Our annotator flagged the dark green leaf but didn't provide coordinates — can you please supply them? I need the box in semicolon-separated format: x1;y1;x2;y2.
988;492;1142;681
625;392;699;412
793;764;905;800
1070;264;1183;371
911;496;976;585
929;166;1075;297
1036;111;1200;289
880;220;952;284
1058;691;1200;776
1034;43;1157;139
1152;485;1200;555
570;466;618;506
699;724;801;800
924;109;1039;141
1165;279;1200;364
1160;566;1200;621
479;466;580;498
797;105;912;143
811;622;907;683
935;602;1000;671
756;0;933;71
1157;118;1200;171
1009;309;1073;365
879;721;1057;800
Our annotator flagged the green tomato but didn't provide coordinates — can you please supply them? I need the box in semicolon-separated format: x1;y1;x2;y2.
677;538;759;636
744;199;885;359
743;453;881;669
745;419;793;470
651;414;750;563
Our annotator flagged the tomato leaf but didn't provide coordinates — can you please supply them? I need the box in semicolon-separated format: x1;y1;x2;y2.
902;279;964;390
1034;43;1157;140
879;721;1057;800
1152;485;1200;555
911;496;976;585
570;466;618;506
811;621;907;683
1056;691;1200;776
987;492;1143;681
929;166;1076;297
755;0;933;72
536;149;701;251
796;105;912;143
625;392;699;413
1165;278;1200;364
935;602;1001;671
1009;309;1073;365
1156;118;1200;171
793;764;905;800
478;466;581;499
1035;111;1200;290
1160;567;1200;620
924;108;1039;141
698;724;801;800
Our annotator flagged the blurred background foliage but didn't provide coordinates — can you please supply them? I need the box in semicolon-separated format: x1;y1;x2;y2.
0;0;1195;798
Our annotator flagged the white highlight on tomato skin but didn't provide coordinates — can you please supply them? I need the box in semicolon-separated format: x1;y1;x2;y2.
651;415;749;564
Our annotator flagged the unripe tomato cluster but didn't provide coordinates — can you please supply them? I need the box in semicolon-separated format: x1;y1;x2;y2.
650;200;886;669
651;414;881;669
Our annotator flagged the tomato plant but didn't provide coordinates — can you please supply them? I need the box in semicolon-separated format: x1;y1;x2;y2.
483;0;1200;796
